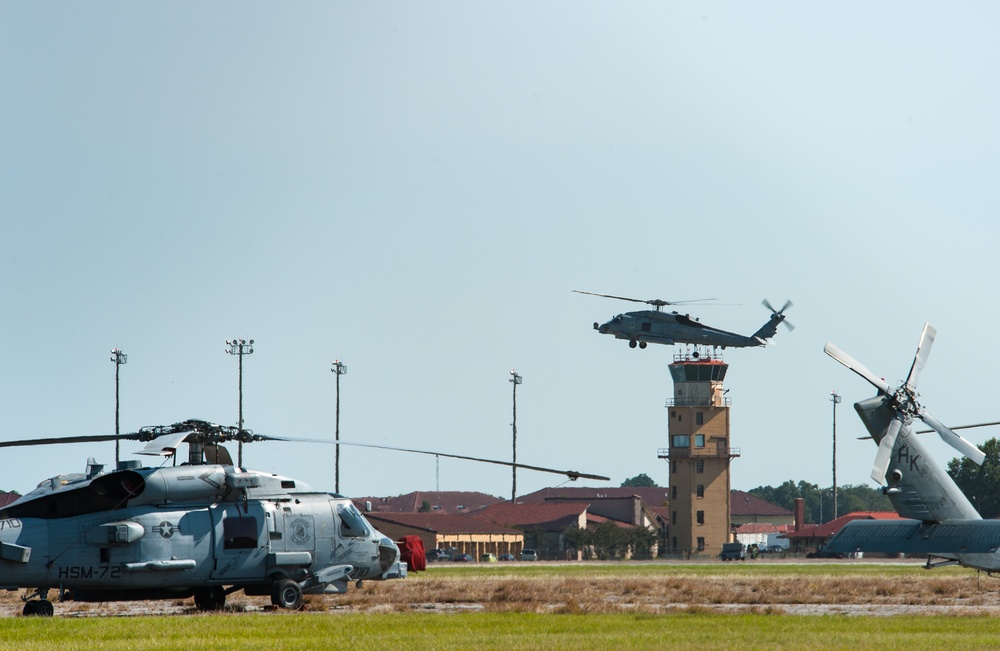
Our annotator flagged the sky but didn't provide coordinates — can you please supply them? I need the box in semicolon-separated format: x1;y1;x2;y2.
3;2;1000;501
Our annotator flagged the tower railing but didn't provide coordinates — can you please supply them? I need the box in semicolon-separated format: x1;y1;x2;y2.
657;447;741;459
665;397;732;407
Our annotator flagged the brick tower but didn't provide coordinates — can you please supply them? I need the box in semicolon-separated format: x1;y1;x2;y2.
659;350;740;557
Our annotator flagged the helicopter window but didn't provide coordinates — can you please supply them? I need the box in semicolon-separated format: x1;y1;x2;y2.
612;315;623;324
641;322;652;332
337;504;370;538
223;516;259;549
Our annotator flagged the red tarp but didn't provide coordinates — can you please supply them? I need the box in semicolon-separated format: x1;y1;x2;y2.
397;535;426;572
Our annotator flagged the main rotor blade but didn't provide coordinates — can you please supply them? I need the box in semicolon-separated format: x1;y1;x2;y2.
871;417;902;484
269;436;610;482
572;290;717;307
905;323;936;391
574;290;646;304
0;433;137;449
919;411;986;466
915;421;1000;434
823;342;892;394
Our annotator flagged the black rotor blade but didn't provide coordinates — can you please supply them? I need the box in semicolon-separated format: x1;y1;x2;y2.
573;290;648;304
914;421;1000;434
574;290;717;307
259;435;610;481
0;433;142;449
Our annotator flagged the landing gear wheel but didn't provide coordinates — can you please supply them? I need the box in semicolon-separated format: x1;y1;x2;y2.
22;600;53;617
629;340;637;349
271;578;304;610
638;341;647;349
193;586;227;611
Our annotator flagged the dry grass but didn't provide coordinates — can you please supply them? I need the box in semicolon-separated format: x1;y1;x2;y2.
3;561;1000;617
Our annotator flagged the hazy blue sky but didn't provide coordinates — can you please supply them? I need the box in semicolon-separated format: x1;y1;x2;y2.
3;3;999;500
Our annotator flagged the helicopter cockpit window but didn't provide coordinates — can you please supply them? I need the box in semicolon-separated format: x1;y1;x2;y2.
337;504;370;538
223;516;259;550
612;315;623;324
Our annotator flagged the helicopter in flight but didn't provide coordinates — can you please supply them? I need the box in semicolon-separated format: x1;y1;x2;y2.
0;419;608;616
574;291;794;350
821;324;1000;572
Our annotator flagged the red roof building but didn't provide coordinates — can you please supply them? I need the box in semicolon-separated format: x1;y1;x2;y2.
781;511;903;553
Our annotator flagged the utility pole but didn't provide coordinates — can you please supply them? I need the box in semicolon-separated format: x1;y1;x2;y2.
331;359;347;494
110;347;127;468
831;390;841;520
509;369;522;502
225;338;254;467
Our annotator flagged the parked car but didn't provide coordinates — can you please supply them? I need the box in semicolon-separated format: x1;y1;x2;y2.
519;548;538;561
453;553;476;562
480;553;498;563
498;553;516;561
425;549;451;563
719;542;746;561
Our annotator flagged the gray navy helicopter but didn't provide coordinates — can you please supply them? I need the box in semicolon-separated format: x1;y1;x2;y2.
822;324;1000;572
574;291;794;350
0;420;608;616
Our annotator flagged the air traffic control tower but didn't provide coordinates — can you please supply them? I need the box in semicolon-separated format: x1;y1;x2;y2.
658;350;740;557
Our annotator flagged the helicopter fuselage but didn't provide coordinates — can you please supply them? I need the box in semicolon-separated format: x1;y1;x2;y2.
0;464;404;614
594;310;765;349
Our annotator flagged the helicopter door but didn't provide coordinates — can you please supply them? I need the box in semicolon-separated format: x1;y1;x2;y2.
209;503;268;581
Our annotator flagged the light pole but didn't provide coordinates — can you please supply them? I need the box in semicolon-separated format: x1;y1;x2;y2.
510;369;522;502
831;390;842;520
110;347;127;468
331;359;347;494
225;338;254;467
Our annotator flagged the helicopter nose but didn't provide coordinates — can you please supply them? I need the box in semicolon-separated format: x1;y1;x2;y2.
593;322;599;331
378;537;399;575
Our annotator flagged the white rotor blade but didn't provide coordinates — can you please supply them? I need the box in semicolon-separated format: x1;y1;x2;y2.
920;411;986;466
824;342;892;394
905;323;936;391
871;417;903;484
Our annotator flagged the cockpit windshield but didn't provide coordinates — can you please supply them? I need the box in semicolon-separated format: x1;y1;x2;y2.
337;503;370;538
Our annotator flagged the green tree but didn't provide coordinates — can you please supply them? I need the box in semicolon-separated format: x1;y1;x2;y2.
418;500;432;513
747;481;892;524
948;438;1000;518
621;473;659;488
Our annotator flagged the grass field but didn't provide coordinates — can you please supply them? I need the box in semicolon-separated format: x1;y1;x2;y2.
2;611;1000;651
3;561;1000;650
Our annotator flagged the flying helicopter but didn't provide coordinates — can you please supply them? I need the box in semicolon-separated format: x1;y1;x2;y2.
0;419;609;616
821;324;1000;572
574;291;794;350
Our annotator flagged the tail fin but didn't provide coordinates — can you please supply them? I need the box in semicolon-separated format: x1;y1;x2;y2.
753;299;793;342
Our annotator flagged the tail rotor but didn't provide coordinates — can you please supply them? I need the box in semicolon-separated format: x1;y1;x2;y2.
824;323;985;484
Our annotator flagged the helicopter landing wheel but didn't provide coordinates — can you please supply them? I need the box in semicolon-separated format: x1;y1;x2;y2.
638;341;647;349
271;578;304;610
193;586;226;611
628;340;637;349
22;600;54;617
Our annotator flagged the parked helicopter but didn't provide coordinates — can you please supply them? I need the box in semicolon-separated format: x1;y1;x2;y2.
574;291;794;350
0;419;609;616
822;325;1000;572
